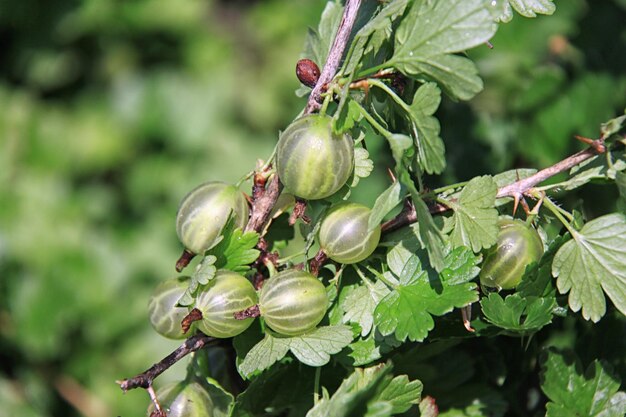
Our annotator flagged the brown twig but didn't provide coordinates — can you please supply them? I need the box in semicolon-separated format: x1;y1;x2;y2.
117;334;218;392
305;0;362;113
382;138;608;233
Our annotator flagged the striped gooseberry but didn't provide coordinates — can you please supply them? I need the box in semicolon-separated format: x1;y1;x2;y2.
479;219;544;290
147;380;214;417
194;270;258;338
318;202;381;264
148;276;191;340
176;181;249;255
276;114;354;200
258;269;327;336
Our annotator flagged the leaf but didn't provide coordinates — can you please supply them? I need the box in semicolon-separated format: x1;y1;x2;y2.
498;0;556;23
288;325;353;367
368;374;423;416
390;0;500;100
238;333;291;378
374;278;478;342
551;213;626;322
386;133;414;171
601;113;626;138
345;332;399;367
440;246;481;285
408;82;445;174
335;98;363;134
203;378;235;417
210;217;260;273
541;349;626;417
480;293;555;333
351;146;374;187
447;176;499;252
304;1;343;67
343;0;409;75
340;281;391;337
238;325;353;377
306;363;422;417
369;180;405;232
177;255;217;306
414;196;446;272
562;150;626;192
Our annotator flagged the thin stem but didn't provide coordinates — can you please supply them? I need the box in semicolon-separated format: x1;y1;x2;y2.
352;264;376;291
365;265;398;289
542;197;577;237
313;367;322;405
306;0;363;113
353;101;393;138
433;180;470;195
356;62;391;79
368;79;411;113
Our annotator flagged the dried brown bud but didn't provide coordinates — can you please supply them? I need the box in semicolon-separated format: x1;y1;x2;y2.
296;58;320;88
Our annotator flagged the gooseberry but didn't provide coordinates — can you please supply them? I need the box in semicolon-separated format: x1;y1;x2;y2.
318;202;381;264
276;114;354;200
479;219;544;290
258;269;327;336
148;276;191;340
176;181;249;255
147;380;214;417
194;270;258;338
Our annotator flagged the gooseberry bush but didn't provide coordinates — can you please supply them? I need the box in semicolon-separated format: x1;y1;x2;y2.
119;1;626;416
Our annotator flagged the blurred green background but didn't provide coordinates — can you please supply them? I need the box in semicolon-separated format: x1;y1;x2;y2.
0;0;624;416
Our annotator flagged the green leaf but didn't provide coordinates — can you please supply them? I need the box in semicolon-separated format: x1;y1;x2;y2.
210;217;260;273
343;0;409;75
351;146;374;187
335;98;363;134
202;378;235;417
390;0;500;100
541;349;626;417
408;82;446;174
480;293;555;333
345;332;399;366
340;281;391;337
374;270;478;342
238;325;353;377
446;176;499;252
178;255;217;306
386;133;414;171
288;325;353;367
562;150;626;192
306;363;422;417
440;246;481;285
238;333;291;378
414;196;446;271
499;0;556;23
552;213;626;322
601;113;626;138
304;1;343;67
368;180;405;232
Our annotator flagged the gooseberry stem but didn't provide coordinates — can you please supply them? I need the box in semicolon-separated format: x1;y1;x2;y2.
542;197;577;237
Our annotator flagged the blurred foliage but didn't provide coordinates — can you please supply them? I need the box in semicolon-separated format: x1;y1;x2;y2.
0;0;625;416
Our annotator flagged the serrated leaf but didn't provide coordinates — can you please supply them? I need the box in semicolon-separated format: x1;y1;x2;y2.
541;349;626;417
289;325;353;367
374;279;478;342
306;363;421;417
440;246;481;285
390;0;500;100
480;293;554;333
343;0;409;75
369;375;422;415
387;133;414;171
345;332;400;366
210;217;260;273
498;0;555;23
369;180;405;232
385;231;426;285
414;196;446;271
335;98;363;135
238;333;291;378
447;176;499;252
408;82;445;174
551;213;626;322
178;255;217;306
304;1;343;67
340;281;391;337
601;113;626;138
351;146;374;187
239;325;353;377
